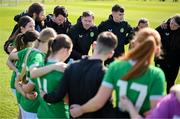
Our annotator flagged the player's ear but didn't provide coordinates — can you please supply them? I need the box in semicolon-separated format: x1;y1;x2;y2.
92;41;97;50
20;26;25;33
108;50;114;59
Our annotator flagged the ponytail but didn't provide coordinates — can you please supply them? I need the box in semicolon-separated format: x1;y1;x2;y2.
15;31;39;51
44;34;72;64
15;33;25;51
121;39;155;80
119;28;161;81
45;40;53;64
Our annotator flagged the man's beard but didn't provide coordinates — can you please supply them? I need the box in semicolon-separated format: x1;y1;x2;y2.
35;15;43;22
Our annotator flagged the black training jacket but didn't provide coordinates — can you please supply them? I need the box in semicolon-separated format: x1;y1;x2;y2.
98;15;133;57
68;17;98;60
155;18;180;65
45;14;72;34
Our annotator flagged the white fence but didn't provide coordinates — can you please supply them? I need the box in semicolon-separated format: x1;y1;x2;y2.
0;0;45;7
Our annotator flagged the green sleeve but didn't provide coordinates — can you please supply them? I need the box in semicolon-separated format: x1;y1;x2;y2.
27;51;45;85
17;48;28;61
150;68;166;99
102;61;117;89
28;52;44;70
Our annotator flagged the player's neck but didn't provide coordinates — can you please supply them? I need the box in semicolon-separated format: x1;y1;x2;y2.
90;53;106;62
37;43;48;53
48;53;64;62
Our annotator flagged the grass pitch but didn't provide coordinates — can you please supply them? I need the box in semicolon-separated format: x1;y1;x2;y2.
0;0;179;118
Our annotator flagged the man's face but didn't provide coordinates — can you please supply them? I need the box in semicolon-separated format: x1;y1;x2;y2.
36;11;46;22
170;18;180;30
81;16;94;30
138;22;149;29
54;14;66;25
112;11;124;23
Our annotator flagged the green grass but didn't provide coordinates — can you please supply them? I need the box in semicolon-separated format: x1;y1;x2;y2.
0;0;180;118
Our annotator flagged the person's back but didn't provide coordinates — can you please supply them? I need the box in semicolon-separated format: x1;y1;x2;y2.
15;28;57;118
68;28;166;118
37;61;68;118
37;34;73;119
43;31;118;118
120;85;180;119
65;57;114;117
107;60;165;116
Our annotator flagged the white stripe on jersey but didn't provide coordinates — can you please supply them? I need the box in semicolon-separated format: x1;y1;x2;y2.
150;95;164;100
29;63;39;70
102;81;113;89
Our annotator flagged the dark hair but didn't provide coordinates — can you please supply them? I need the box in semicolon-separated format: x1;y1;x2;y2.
138;18;149;25
15;31;39;51
8;16;34;43
112;4;124;13
53;6;68;17
18;16;34;28
173;14;180;26
82;10;94;19
45;34;72;64
28;3;44;17
96;31;118;54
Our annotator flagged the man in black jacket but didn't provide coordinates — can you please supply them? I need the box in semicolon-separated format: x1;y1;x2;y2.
133;18;149;33
45;6;71;34
129;18;149;49
98;4;133;64
68;11;98;60
155;14;180;93
41;31;118;118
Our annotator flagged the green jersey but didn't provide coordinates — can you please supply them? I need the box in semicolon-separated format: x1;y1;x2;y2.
102;60;166;114
10;71;16;89
10;48;29;89
10;48;29;103
37;60;69;119
20;48;45;113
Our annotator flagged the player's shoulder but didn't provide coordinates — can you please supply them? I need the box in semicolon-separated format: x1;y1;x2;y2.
149;65;164;74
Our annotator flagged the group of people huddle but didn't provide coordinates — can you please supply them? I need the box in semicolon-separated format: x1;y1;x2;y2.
4;2;180;119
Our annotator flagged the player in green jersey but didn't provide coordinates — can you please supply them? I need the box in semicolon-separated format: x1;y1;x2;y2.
37;34;72;118
7;31;39;97
70;28;166;118
18;28;57;118
8;28;57;118
7;31;39;119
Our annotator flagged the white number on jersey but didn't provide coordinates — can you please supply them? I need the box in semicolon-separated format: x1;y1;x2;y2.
117;80;148;112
